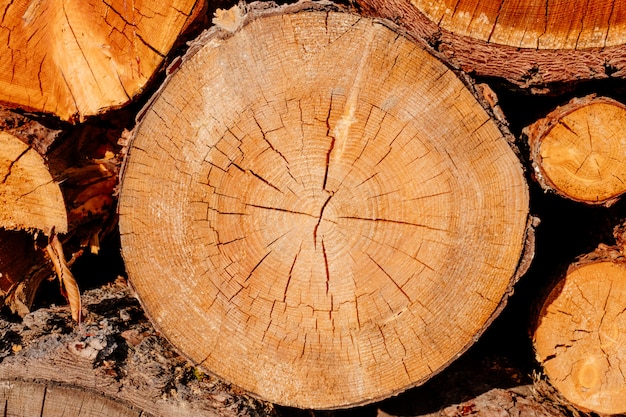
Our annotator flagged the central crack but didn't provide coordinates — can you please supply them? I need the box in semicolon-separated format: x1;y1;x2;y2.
313;191;333;248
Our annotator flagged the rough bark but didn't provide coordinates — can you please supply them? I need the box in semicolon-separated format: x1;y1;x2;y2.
523;95;626;206
0;279;275;417
532;228;626;415
353;0;626;93
0;0;205;122
379;386;571;417
118;2;532;409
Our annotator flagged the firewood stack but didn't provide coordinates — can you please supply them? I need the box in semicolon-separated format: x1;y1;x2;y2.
0;0;625;415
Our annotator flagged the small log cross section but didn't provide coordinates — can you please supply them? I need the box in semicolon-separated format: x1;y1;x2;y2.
525;96;626;205
534;259;626;415
118;8;530;409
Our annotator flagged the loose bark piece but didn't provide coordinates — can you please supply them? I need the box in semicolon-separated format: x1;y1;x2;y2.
0;0;204;121
533;242;626;415
0;132;67;234
354;0;626;91
118;4;530;409
524;96;626;206
0;280;274;417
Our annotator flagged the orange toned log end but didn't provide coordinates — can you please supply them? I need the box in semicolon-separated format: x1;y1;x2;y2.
0;0;203;121
524;96;626;205
533;256;626;415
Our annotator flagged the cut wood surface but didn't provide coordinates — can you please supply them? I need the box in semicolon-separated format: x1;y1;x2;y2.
533;242;626;415
0;0;204;121
354;0;626;91
0;131;67;234
118;3;531;409
0;280;273;417
524;95;626;206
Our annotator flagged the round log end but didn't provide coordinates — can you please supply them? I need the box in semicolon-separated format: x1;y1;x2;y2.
118;6;530;409
525;96;626;205
534;259;626;415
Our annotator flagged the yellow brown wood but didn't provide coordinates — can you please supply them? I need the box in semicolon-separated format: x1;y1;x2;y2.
0;0;203;121
533;250;626;415
524;96;626;205
118;4;530;409
0;132;67;234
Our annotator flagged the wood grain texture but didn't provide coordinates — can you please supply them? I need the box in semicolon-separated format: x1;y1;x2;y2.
0;380;141;416
524;95;626;205
533;247;626;415
0;0;203;121
355;0;626;91
410;0;626;49
118;4;530;409
0;131;67;234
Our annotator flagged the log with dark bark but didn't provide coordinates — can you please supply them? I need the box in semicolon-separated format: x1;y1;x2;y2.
118;2;532;409
524;95;626;206
0;0;205;122
353;0;626;92
0;279;275;417
533;227;626;415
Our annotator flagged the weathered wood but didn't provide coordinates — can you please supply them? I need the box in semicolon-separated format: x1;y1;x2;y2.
353;0;626;92
0;0;205;121
0;380;141;416
533;232;626;415
0;280;274;417
524;95;626;206
118;3;531;409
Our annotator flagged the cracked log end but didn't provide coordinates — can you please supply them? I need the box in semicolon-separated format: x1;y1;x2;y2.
533;254;626;415
0;0;203;122
355;0;626;89
525;96;626;206
0;132;67;234
118;6;530;409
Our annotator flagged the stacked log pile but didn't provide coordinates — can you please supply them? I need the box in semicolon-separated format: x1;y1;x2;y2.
1;0;626;415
